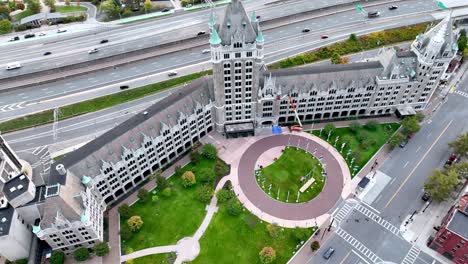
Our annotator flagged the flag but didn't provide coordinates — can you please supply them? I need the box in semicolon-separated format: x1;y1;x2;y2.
355;4;363;13
437;1;448;10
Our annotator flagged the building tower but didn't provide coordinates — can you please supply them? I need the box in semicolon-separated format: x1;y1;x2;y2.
411;15;458;107
210;0;265;137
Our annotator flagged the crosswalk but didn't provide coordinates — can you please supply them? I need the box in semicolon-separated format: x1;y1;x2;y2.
454;90;468;99
333;203;356;223
335;227;383;263
0;102;26;112
401;245;421;264
354;204;401;236
31;145;52;174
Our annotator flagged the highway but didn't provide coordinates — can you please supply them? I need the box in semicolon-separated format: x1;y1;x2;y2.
0;1;443;121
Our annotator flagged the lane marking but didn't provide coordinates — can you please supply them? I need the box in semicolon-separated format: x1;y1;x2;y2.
339;251;352;264
415;146;421;153
403;161;409;168
385;120;453;208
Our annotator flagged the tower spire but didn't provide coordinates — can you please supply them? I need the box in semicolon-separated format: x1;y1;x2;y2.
210;28;222;45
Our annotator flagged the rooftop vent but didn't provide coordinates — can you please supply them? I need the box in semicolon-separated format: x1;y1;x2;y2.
19;175;25;180
56;164;66;176
143;111;148;115
9;187;16;192
17;185;23;190
1;217;6;223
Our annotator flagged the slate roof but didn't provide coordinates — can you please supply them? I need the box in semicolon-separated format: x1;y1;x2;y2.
416;16;458;55
217;0;258;45
0;204;14;237
3;173;30;201
447;210;468;240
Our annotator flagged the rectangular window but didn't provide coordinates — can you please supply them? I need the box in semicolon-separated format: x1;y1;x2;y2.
246;52;252;57
235;53;241;58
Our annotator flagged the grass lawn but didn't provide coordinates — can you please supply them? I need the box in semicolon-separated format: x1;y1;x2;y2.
15;9;35;22
192;197;316;264
257;147;324;203
56;6;88;13
133;253;175;264
121;157;224;252
310;122;399;176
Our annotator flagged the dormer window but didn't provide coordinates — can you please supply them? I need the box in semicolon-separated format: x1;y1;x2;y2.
442;51;449;57
234;42;243;48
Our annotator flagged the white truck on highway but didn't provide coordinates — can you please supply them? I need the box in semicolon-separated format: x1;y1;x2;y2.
5;62;22;70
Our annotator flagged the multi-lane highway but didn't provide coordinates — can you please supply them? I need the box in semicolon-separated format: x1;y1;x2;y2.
0;0;444;122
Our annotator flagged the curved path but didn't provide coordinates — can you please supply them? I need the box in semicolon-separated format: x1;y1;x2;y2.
237;134;347;221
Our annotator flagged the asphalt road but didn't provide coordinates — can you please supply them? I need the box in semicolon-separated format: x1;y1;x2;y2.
0;7;440;121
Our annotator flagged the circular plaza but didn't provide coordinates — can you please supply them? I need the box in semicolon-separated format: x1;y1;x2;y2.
236;133;349;222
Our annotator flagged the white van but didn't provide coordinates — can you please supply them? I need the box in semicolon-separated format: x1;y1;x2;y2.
6;62;22;70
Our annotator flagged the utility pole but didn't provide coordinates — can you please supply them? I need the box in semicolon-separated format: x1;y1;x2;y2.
53;107;60;141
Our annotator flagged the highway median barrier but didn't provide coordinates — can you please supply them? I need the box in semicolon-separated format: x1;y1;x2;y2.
0;71;211;134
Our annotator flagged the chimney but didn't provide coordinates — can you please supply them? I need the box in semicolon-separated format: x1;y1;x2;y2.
56;164;66;176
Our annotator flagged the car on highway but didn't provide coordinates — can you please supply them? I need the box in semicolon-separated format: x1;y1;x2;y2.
323;247;335;259
161;8;170;12
100;39;109;44
8;36;20;42
302;28;310;33
202;49;210;54
57;29;67;33
256;15;261;19
24;33;35;39
88;48;99;54
120;85;130;90
5;62;22;70
43;51;52;56
168;71;178;77
197;31;206;36
368;11;381;18
422;192;431;202
321;35;329;39
38;32;46;36
389;5;398;10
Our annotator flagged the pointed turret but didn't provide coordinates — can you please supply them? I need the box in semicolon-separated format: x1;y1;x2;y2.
251;11;257;23
210;28;222;45
256;29;264;43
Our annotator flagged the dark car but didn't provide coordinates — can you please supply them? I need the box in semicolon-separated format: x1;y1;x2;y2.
399;140;408;148
422;192;431;202
161;8;170;12
445;153;458;166
389;5;398;10
321;35;329;39
368;11;381;18
120;85;129;90
8;36;20;42
323;247;335;260
24;33;35;39
197;31;206;36
43;51;52;56
100;39;109;44
302;28;310;33
256;15;261;19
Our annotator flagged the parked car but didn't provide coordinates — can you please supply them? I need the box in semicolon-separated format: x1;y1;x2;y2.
321;35;329;39
24;33;35;39
57;29;67;33
389;5;398;10
161;8;170;12
120;85;130;90
197;31;206;36
202;49;210;54
445;153;458;166
302;28;311;33
368;11;381;18
168;71;178;77
323;247;335;259
8;36;20;42
43;51;52;56
399;140;408;148
100;39;109;44
422;192;431;202
88;48;99;54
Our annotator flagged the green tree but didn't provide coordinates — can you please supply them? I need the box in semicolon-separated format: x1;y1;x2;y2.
364;120;379;130
458;29;467;52
197;185;213;203
49;251;65;264
100;0;120;18
198;167;216;183
331;52;341;64
127;215;144;232
401;116;420;136
266;224;281;238
310;240;320;251
214;159;229;177
322;123;336;137
156;175;168;189
449;132;468;157
414;112;425;122
28;0;41;13
449;162;468;179
73;248;90;262
120;226;132;240
227;199;242;216
189;150;201;164
118;203;131;219
44;0;55;12
162;187;172;198
93;242;110;256
259;247;276;264
349;121;361;133
202;144;217;159
349;33;358;42
144;0;151;13
388;132;405;149
181;171;196;188
216;189;232;203
137;189;149;203
424;169;459;202
0;19;11;34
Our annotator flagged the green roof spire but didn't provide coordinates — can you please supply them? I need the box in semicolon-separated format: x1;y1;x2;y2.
82;175;91;185
210;28;222;45
32;225;41;234
81;213;88;223
256;29;264;43
251;11;257;23
208;11;215;28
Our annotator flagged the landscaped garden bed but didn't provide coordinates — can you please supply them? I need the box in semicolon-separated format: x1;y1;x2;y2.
310;121;399;177
256;147;325;203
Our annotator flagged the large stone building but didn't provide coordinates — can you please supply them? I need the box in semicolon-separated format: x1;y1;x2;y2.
0;0;461;259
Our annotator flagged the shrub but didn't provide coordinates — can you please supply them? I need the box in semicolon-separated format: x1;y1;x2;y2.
49;251;65;264
157;175;168;189
349;33;358;42
73;247;89;262
118;204;131;219
137;189;149;203
227;199;242;216
181;171;196;188
162;187;172;198
197;185;213;203
202;144;217;159
259;247;276;264
364;120;379;131
127;216;144;232
174;165;183;177
198;167;216;184
216;189;232;203
0;19;11;34
120;226;133;240
266;224;280;238
151;195;159;203
14;24;28;32
415;112;425;122
310;240;320;251
93;242;110;256
190;151;201;164
214;159;229;177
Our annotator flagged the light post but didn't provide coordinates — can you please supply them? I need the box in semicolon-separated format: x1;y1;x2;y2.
346;149;352;160
327;130;332;141
340;142;346;152
334;136;339;147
